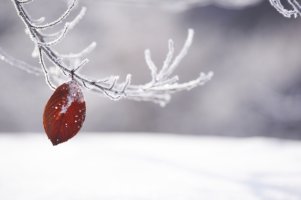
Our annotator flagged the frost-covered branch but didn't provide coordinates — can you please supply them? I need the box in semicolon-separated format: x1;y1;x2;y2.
9;0;213;106
269;0;301;18
0;47;42;76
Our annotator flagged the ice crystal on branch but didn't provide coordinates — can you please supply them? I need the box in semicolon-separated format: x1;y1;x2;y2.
0;47;42;76
8;0;213;106
269;0;301;18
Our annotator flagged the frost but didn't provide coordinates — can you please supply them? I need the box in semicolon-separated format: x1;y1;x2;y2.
269;0;301;18
8;0;213;106
60;81;83;114
60;95;73;114
0;47;42;76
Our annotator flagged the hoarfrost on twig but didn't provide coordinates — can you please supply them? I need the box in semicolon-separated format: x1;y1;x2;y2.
0;47;42;76
6;0;213;106
269;0;301;18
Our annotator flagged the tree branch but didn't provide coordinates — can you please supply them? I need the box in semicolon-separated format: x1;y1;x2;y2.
270;0;301;18
8;0;213;106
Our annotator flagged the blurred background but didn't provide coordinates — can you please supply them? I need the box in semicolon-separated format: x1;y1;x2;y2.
1;0;301;139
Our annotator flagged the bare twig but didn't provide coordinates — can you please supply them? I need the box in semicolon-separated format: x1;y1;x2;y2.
9;0;213;106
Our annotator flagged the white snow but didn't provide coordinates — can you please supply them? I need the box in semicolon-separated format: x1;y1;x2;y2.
0;133;300;200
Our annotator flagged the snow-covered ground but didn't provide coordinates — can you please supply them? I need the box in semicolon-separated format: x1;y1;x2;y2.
0;133;300;200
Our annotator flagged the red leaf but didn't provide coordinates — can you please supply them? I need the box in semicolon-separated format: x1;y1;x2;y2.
43;80;86;145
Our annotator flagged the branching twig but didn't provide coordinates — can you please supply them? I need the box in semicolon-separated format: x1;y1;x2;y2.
8;0;213;106
270;0;301;18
